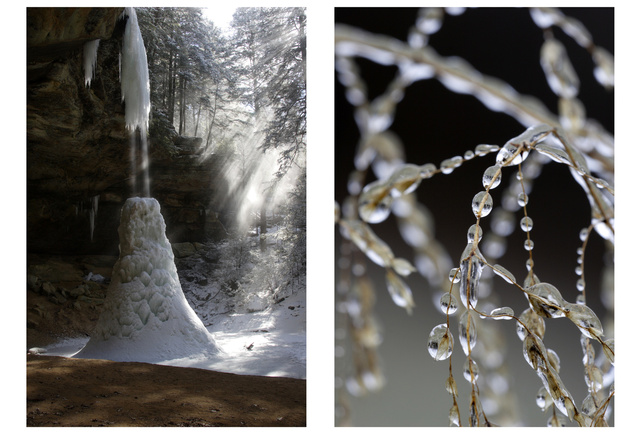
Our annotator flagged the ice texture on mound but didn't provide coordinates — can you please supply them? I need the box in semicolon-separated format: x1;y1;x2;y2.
75;198;221;362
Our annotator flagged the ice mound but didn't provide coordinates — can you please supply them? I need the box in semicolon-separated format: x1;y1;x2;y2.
75;197;221;363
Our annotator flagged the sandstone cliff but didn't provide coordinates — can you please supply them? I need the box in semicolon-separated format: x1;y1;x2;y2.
27;7;225;256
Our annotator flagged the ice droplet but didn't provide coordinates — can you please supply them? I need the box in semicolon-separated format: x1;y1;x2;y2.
445;7;466;15
448;268;460;283
344;376;365;397
565;303;604;339
491;264;515;284
496;142;529;166
388;164;422;197
471;192;493;217
520;216;534;232
489;306;514;320
541;37;580;98
459;310;477;355
525;257;534;271
419;163;437;178
428;323;454;360
525;282;568;318
474;144;499;157
416;7;444;34
547;348;561;372
385;270;415;314
547;414;567;427
482;164;502;190
564;16;593;48
579;227;589;241
445;376;458;397
449;405;461;427
523;334;547;371
498;125;552;166
534;142;573;166
559;97;587;133
358;180;392;224
584;365;604;392
467;224;483;243
517;192;529;207
440;156;463;174
517;308;546;341
593;46;614;88
439;293;458;315
530;7;561;29
354;131;403;171
459;251;485;309
339;219;394;267
391;257;416;276
536;387;552;410
463;358;480;384
581;395;597;417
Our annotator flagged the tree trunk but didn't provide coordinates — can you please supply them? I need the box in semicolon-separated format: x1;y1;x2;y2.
260;201;267;252
204;84;219;150
193;101;201;137
167;51;176;125
178;75;185;135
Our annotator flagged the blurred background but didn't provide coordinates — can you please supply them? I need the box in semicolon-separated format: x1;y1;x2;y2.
334;7;613;426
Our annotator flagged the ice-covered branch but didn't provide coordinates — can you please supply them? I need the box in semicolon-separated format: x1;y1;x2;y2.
335;25;613;171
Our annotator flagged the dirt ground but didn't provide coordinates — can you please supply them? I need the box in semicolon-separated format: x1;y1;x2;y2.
27;354;306;427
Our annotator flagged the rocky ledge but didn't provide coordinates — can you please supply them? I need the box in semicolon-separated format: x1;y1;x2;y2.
27;7;226;256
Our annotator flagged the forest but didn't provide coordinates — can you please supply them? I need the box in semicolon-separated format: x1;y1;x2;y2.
137;7;306;254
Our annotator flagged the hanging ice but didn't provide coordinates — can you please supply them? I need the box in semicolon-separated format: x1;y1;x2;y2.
120;7;151;132
120;7;151;197
75;198;221;362
89;195;99;242
82;8;151;196
83;39;100;87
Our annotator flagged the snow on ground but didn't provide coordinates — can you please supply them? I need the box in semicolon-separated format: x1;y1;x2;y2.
33;198;306;380
35;291;305;379
162;291;306;379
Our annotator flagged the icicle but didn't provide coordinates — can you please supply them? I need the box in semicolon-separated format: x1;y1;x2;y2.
459;245;485;309
92;195;100;216
89;209;95;242
89;195;100;242
120;7;152;197
120;7;151;132
83;39;100;87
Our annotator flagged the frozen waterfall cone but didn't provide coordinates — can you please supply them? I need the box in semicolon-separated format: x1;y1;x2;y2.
75;197;221;362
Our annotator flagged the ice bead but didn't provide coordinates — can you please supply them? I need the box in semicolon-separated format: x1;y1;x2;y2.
428;323;454;360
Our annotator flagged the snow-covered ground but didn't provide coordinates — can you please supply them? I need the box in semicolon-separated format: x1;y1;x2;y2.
33;198;306;380
36;291;305;380
177;292;305;379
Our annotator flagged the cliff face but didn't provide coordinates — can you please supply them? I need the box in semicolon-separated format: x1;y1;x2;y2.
27;7;224;255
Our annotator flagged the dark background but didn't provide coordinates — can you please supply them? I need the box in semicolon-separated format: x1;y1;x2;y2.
335;7;613;426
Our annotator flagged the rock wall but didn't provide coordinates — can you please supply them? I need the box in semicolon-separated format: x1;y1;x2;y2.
27;7;226;255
